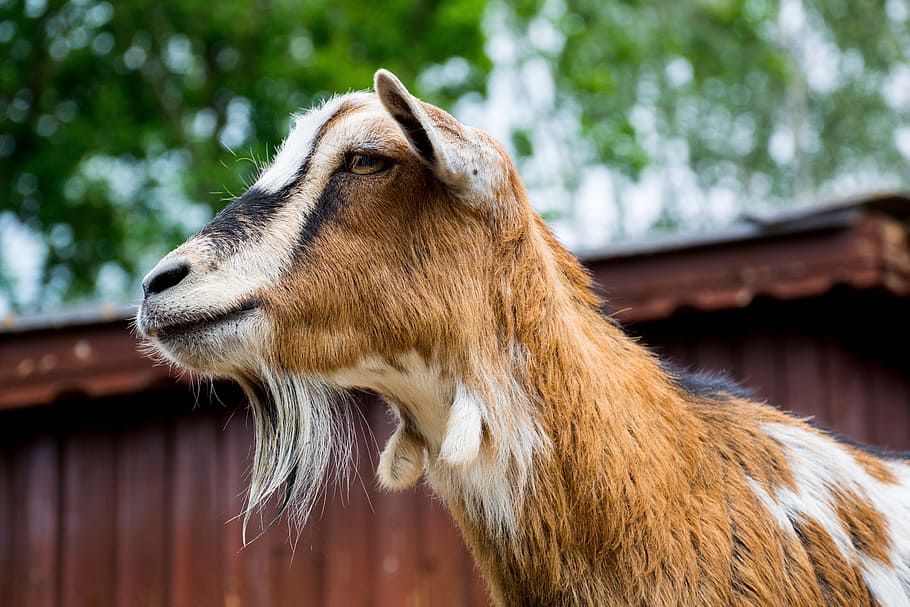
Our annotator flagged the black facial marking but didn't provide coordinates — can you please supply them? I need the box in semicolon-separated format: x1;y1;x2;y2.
295;171;349;257
393;111;436;163
198;103;349;254
199;186;290;254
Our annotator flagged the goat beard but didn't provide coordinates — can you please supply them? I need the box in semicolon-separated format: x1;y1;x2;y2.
237;371;356;543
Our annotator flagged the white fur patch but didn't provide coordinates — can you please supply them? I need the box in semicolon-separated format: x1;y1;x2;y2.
756;422;910;605
434;372;546;537
254;95;348;194
240;372;354;543
332;351;451;446
432;345;549;537
333;346;549;537
440;383;484;465
745;475;795;533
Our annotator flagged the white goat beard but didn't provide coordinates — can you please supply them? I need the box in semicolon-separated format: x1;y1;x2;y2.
238;371;355;543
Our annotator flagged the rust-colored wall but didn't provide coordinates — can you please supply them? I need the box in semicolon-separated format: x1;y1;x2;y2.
0;389;487;607
2;291;908;607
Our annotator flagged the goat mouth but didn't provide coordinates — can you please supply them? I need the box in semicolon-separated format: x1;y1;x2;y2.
146;298;262;341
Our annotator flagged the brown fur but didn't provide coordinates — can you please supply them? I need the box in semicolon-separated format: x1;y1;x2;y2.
791;516;878;606
850;448;899;485
833;489;892;566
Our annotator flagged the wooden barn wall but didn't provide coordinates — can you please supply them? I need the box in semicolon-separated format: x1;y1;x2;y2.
2;289;909;607
0;388;488;607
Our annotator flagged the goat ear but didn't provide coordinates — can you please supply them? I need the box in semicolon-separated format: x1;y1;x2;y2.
374;69;469;188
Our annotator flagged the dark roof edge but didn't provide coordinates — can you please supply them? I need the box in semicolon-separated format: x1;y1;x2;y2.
577;191;910;262
1;303;136;335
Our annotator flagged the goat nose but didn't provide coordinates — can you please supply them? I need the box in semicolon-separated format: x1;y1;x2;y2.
143;261;191;297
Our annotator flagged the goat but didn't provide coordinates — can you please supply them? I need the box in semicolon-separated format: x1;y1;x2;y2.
138;69;910;606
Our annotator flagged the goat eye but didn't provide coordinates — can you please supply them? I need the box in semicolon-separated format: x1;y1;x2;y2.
346;153;390;175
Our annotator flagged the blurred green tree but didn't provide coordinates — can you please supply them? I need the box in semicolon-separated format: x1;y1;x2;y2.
0;0;488;309
496;0;910;234
4;0;909;309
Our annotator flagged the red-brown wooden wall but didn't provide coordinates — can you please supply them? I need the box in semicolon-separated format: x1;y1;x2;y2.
0;387;489;607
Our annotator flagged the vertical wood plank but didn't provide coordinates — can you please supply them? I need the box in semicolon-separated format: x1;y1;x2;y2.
322;400;374;607
739;331;783;405
822;343;868;444
115;417;167;607
370;402;419;607
222;407;272;607
170;409;222;607
866;361;910;451
20;435;60;607
417;488;472;607
59;427;116;607
262;402;325;607
467;554;492;607
266;474;327;605
0;439;15;606
271;519;324;607
781;334;827;425
221;407;247;607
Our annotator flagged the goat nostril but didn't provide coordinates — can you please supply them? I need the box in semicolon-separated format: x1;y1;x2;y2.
144;261;191;296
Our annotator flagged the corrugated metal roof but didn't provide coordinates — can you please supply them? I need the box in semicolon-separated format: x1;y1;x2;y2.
590;193;910;322
576;191;910;261
1;302;136;334
0;315;177;411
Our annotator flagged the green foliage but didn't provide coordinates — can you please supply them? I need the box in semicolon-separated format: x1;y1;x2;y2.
0;0;488;309
502;0;910;225
4;0;909;308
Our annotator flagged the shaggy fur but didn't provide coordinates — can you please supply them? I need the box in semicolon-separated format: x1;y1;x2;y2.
138;69;910;606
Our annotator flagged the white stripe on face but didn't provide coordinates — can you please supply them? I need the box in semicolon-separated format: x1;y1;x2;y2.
253;93;371;195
